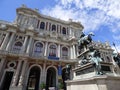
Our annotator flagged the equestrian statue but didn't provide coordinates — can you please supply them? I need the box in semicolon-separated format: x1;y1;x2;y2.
78;32;94;53
77;32;103;75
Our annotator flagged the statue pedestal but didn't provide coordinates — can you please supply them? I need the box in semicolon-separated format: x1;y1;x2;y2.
66;75;120;90
73;62;113;80
66;62;120;90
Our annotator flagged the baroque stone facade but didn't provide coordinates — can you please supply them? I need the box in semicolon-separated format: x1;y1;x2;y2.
0;5;114;90
0;5;83;90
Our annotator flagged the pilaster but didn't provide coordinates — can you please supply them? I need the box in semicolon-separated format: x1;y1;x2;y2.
58;44;60;58
26;36;33;54
41;62;46;83
11;60;22;86
0;32;9;50
6;32;15;51
70;45;73;59
0;57;6;80
18;60;27;86
21;35;28;53
73;45;76;59
44;42;48;56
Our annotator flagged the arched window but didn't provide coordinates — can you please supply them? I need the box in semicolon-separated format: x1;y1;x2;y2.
62;47;68;58
49;45;56;57
40;22;45;30
62;27;66;34
34;42;43;56
12;41;23;52
52;25;56;31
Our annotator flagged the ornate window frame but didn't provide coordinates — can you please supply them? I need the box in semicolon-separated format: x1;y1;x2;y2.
40;22;45;30
48;43;57;57
12;40;23;53
52;24;56;31
62;27;66;35
32;41;44;57
61;46;69;59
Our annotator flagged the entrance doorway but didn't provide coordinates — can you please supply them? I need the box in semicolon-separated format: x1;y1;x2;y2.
1;71;14;90
46;67;56;90
27;66;41;90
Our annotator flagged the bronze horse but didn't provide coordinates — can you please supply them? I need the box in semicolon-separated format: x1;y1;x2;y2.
78;32;94;52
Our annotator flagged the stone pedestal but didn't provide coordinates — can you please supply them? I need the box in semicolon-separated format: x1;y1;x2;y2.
73;62;113;80
66;61;119;90
66;75;120;90
9;86;23;90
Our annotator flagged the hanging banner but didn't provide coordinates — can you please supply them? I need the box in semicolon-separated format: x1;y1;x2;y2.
58;65;62;76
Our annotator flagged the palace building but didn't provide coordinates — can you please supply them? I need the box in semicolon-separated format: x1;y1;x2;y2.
0;5;83;90
0;5;113;90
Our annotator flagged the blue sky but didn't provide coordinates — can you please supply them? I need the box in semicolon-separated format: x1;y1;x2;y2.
0;0;120;52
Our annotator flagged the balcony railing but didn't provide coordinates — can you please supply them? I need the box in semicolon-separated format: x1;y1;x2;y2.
0;50;76;62
0;50;27;57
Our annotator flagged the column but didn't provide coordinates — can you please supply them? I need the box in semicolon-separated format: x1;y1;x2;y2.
70;46;73;59
0;33;9;50
58;44;60;58
44;42;48;56
6;32;15;51
21;36;28;53
18;60;27;86
73;45;76;59
0;58;6;75
21;16;25;25
41;63;46;83
26;36;33;54
11;60;22;86
58;25;60;33
69;27;72;37
0;57;7;84
75;45;79;57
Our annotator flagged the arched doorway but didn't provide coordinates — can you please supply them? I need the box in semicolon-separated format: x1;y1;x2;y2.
46;67;56;90
62;68;66;90
27;66;41;90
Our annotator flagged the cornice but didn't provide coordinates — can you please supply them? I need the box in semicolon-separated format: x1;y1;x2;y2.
16;6;84;29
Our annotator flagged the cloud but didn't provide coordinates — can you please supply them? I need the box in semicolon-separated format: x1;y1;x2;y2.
113;35;120;40
41;0;120;52
42;5;76;21
42;0;120;33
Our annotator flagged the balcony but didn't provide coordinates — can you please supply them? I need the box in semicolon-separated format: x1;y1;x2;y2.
0;50;76;63
0;50;23;57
